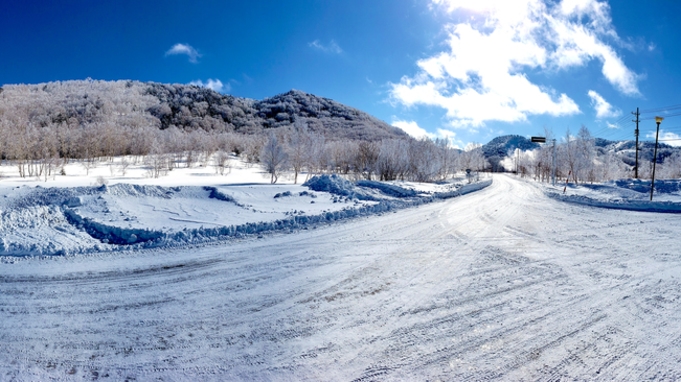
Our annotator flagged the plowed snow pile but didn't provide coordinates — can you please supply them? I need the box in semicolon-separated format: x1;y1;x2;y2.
0;163;489;256
543;178;681;212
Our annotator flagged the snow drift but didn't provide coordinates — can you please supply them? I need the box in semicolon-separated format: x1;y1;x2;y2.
0;176;491;257
544;178;681;213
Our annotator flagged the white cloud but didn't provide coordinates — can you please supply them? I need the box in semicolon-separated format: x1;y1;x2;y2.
435;128;457;141
435;128;466;148
189;79;228;93
391;119;465;146
587;90;621;118
165;43;201;63
548;14;638;95
606;121;619;129
392;119;432;139
391;0;638;128
661;132;681;147
309;39;343;54
646;131;681;147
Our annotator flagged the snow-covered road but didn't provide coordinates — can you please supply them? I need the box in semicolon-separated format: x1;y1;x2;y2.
3;174;681;381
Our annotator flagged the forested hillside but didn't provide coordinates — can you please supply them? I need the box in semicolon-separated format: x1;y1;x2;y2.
0;79;485;183
0;79;406;140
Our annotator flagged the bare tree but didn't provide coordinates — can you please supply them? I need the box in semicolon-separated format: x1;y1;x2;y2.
305;132;326;178
145;139;170;178
376;139;409;181
260;133;288;183
406;138;440;182
459;144;488;173
213;150;231;175
435;138;457;180
286;121;308;183
575;125;596;183
354;141;378;180
326;140;357;174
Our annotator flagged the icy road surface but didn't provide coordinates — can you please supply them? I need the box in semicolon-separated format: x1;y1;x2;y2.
3;174;681;381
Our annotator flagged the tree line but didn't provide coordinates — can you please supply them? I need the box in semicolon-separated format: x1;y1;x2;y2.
510;125;681;184
0;80;486;183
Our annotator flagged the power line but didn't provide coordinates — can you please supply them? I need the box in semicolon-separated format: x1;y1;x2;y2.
639;103;681;114
641;111;681;121
591;120;634;140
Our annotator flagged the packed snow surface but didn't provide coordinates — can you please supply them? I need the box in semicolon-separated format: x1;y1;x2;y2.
4;167;681;380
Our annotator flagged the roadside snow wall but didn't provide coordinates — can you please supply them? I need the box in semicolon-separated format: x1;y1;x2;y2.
0;177;492;257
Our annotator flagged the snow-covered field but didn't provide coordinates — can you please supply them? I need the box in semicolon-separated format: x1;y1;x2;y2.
0;158;488;257
3;162;681;380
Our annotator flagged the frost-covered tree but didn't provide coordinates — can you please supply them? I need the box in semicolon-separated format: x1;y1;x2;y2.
260;133;288;183
326;140;357;174
376;139;409;181
435;138;458;180
459;144;488;172
575;125;596;184
305;132;326;177
145;138;171;178
286;121;308;184
354;141;378;180
408;138;440;182
213;150;231;175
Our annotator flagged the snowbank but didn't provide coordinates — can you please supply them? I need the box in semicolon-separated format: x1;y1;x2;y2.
544;178;681;213
0;175;491;257
303;174;379;200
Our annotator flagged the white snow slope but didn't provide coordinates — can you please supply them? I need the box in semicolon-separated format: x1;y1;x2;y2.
3;174;681;380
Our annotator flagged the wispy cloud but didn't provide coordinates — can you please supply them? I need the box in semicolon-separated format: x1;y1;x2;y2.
309;39;343;54
189;78;228;93
588;90;621;119
165;43;201;63
391;0;638;128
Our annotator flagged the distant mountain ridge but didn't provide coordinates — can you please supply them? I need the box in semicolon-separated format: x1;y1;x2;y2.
480;134;681;173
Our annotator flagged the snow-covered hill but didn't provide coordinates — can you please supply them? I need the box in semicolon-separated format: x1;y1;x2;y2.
1;80;407;141
481;135;540;171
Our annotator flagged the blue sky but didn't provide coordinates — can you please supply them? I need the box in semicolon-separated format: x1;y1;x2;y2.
2;0;680;148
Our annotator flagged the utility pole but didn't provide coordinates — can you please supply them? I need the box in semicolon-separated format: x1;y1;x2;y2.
632;107;640;178
650;116;664;201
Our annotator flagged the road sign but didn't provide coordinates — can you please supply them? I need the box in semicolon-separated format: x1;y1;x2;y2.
531;136;546;143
